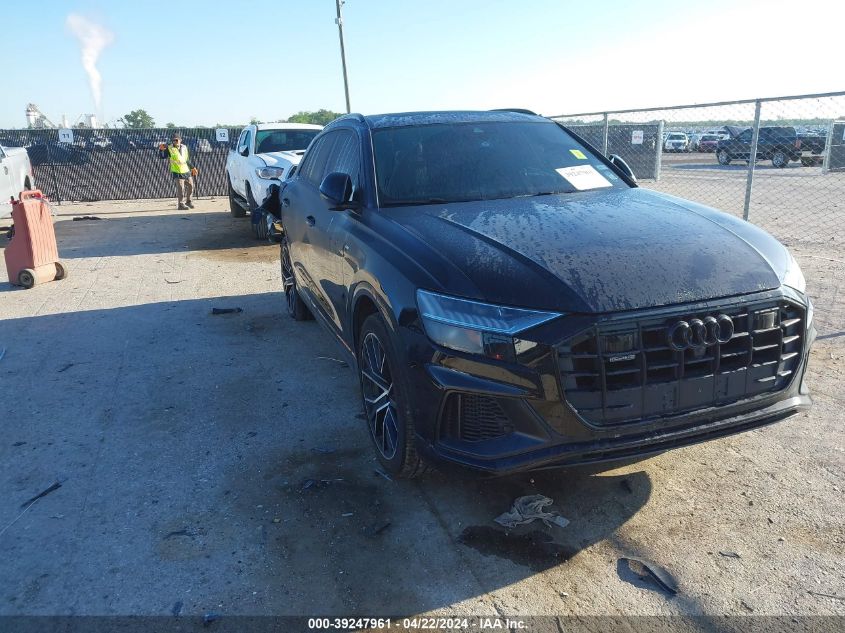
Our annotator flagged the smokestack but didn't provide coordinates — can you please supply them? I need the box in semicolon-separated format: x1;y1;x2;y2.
62;114;69;128
66;14;114;115
87;114;98;129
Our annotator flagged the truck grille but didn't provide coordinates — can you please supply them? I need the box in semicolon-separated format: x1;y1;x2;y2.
558;299;805;426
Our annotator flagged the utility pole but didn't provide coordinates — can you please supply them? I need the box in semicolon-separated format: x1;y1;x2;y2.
335;0;351;114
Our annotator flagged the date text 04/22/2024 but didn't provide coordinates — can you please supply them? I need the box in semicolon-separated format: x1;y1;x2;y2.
307;617;528;630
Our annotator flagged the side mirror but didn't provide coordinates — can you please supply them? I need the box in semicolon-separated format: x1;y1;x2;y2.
608;154;637;182
239;146;249;157
319;172;357;209
269;218;284;243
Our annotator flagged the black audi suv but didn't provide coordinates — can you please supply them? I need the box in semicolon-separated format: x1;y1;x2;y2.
277;110;814;477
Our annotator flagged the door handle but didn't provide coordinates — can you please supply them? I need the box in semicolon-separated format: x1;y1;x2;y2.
282;198;290;207
306;215;316;227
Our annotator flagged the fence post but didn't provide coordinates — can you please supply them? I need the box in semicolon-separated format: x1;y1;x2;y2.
44;131;62;205
601;113;609;155
742;99;762;221
654;120;664;181
822;119;835;173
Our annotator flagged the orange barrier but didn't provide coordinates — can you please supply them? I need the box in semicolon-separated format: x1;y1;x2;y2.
3;190;66;288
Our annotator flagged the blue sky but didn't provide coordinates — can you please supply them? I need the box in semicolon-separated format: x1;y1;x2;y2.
3;0;841;128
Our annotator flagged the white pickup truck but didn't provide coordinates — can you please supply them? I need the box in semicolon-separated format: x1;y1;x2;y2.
1;144;35;218
225;123;322;227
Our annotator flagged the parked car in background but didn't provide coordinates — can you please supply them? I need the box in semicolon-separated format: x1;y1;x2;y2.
278;110;814;477
698;134;721;152
716;126;814;167
85;135;111;152
664;132;689;152
25;142;90;166
225;123;323;226
687;132;703;151
796;130;827;165
1;144;35;218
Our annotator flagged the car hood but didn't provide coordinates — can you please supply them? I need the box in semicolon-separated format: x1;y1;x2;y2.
258;151;305;167
386;187;787;314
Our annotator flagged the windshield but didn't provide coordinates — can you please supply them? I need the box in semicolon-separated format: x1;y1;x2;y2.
667;133;686;140
254;129;320;154
701;135;719;141
372;120;627;206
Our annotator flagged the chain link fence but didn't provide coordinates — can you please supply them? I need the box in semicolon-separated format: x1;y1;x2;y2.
553;91;845;338
2;94;843;336
0;127;240;202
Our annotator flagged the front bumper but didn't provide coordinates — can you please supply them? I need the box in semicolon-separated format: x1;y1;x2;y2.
403;288;815;475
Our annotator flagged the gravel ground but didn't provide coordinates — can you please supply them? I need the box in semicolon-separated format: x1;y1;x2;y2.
0;197;842;624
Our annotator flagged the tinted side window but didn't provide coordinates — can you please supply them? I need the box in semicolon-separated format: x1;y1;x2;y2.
325;130;361;188
737;130;752;142
299;134;337;187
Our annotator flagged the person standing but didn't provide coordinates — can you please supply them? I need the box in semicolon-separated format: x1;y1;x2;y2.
158;133;197;209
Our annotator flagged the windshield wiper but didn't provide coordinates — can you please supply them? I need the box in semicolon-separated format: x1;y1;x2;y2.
383;198;450;207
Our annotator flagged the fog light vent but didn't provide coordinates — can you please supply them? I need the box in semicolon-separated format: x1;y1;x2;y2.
441;394;513;442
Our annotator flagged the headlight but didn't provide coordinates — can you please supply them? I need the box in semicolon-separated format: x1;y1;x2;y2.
781;252;806;294
256;166;285;180
416;290;562;361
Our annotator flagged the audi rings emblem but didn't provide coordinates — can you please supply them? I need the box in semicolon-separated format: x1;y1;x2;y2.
667;314;734;351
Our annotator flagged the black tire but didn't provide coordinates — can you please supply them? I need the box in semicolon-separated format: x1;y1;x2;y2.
717;149;731;165
228;178;246;218
54;262;67;281
772;151;789;168
281;240;312;321
357;313;428;478
18;269;36;289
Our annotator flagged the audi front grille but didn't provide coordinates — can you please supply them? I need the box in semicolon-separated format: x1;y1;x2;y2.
557;298;805;426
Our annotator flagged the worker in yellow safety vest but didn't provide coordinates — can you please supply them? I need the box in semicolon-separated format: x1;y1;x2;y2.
158;133;198;210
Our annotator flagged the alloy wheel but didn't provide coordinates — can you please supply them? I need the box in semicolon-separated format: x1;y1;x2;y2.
360;332;399;461
281;245;297;316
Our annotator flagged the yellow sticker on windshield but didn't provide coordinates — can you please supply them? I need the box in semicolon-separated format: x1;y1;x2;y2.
569;149;587;159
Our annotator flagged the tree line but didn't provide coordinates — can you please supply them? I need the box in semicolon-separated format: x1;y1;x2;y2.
116;108;344;129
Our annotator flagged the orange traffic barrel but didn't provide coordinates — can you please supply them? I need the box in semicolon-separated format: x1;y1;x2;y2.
3;190;66;288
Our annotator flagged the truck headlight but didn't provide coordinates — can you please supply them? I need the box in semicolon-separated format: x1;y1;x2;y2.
256;166;285;180
781;252;806;294
416;289;561;362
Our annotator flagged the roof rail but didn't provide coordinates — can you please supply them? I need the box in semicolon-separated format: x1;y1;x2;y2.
490;108;539;116
332;113;367;124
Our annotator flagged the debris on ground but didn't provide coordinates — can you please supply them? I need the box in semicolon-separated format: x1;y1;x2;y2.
494;494;570;529
317;356;349;367
12;441;25;447
807;590;845;601
164;279;182;284
372;521;391;536
171;601;183;616
20;481;62;509
211;307;243;315
72;216;102;221
341;512;354;517
374;468;393;482
203;611;221;626
620;557;679;595
300;478;342;492
58;363;74;372
719;551;741;559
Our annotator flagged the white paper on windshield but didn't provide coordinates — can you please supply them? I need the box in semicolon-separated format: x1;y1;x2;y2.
555;165;613;191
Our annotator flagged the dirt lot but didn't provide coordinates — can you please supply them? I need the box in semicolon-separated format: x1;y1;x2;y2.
0;197;843;625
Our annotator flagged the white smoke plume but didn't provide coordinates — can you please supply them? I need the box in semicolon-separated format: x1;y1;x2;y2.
66;14;114;112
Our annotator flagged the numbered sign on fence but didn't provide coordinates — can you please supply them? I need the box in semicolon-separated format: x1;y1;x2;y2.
58;128;74;144
631;130;644;145
215;128;229;143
